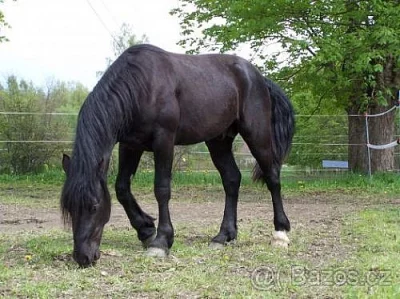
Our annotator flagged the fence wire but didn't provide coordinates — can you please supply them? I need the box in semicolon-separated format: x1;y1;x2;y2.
1;111;400;179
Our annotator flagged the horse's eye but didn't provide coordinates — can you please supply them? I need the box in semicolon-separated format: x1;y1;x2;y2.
90;204;99;214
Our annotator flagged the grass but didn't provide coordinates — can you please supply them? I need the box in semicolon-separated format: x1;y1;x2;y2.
0;172;399;297
1;168;400;192
0;207;399;298
341;208;400;298
1;170;399;209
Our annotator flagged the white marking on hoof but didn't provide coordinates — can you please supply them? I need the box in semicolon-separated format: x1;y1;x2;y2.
271;231;290;248
146;247;168;258
142;233;157;248
209;242;224;250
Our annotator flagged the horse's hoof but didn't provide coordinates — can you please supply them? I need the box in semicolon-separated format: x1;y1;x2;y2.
146;247;168;258
209;242;224;250
142;233;157;248
271;231;290;248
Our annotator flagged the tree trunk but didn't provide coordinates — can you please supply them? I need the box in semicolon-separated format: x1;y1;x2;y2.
348;54;399;174
348;110;368;173
348;107;396;174
348;100;397;174
367;106;396;173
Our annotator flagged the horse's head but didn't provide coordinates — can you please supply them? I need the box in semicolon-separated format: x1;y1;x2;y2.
61;154;111;267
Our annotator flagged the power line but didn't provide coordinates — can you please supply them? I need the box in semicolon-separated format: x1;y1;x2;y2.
85;0;124;49
99;0;120;29
85;0;114;37
0;140;366;146
0;110;397;118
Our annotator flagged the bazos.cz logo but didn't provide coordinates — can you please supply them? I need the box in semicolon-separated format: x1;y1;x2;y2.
251;266;392;290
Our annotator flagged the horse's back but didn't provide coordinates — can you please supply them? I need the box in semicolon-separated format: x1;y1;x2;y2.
118;45;269;146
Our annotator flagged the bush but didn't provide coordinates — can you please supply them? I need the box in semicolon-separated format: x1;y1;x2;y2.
0;76;87;174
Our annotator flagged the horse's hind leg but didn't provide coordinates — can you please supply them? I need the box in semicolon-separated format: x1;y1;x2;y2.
240;132;291;248
260;163;291;247
206;137;241;248
115;144;156;247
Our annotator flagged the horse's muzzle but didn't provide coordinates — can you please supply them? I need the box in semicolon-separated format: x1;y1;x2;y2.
73;248;101;268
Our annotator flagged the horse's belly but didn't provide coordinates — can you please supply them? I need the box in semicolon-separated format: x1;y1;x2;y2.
175;114;236;145
175;96;239;144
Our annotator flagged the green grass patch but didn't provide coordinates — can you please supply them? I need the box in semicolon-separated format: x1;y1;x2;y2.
1;170;399;210
283;171;400;196
1;169;400;195
340;208;400;298
1;164;399;297
0;170;66;186
1;205;399;298
0;225;322;298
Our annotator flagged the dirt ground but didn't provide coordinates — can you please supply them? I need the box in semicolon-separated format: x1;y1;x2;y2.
0;190;372;268
1;188;398;298
1;200;358;231
0;191;364;233
2;187;399;274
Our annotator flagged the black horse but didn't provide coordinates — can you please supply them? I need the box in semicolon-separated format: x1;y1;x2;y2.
61;44;294;267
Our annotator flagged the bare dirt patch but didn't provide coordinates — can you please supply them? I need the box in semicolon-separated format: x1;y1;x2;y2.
0;188;372;267
2;186;391;268
1;190;362;234
1;186;398;298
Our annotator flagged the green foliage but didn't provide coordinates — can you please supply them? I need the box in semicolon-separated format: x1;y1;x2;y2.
0;0;17;43
288;90;348;167
0;76;88;174
54;81;88;113
0;0;9;43
173;0;400;170
173;0;400;110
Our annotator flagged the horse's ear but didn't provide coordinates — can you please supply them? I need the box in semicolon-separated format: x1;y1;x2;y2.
62;154;70;173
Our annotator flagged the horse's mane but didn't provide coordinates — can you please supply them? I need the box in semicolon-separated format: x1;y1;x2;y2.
61;44;164;222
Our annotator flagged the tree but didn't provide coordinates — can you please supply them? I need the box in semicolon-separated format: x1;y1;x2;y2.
97;23;149;77
0;77;61;173
288;90;348;168
56;81;89;113
0;76;88;174
1;0;10;43
172;0;400;173
0;0;16;43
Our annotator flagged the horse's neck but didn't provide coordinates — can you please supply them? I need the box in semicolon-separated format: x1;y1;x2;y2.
73;127;115;175
74;91;123;170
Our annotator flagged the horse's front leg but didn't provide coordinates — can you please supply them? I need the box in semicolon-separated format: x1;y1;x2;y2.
115;144;156;247
146;130;175;257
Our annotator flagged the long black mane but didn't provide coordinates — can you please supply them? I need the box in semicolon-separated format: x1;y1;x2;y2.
61;45;164;221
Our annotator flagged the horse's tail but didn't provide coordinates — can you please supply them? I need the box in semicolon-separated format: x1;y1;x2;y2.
252;78;295;182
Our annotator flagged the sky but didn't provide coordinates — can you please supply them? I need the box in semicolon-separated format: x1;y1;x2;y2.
0;0;185;89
